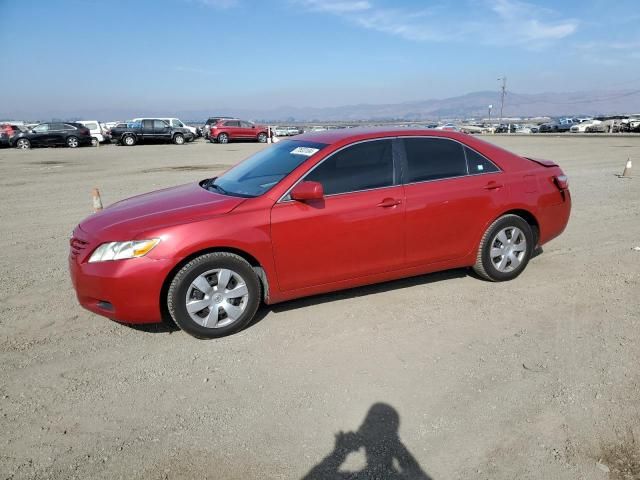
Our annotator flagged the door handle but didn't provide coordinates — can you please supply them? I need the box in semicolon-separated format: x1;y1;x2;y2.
377;198;402;208
484;181;504;190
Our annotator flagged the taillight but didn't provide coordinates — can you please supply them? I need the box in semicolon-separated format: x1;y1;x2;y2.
553;175;569;190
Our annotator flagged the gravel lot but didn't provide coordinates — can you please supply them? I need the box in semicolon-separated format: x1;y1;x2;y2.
1;136;639;480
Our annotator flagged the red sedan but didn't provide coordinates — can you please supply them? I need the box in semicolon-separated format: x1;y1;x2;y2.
69;128;571;339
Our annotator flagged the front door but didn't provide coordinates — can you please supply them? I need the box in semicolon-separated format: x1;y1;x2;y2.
271;139;405;292
153;120;171;140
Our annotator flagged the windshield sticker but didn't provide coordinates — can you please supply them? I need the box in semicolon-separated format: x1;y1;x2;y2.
290;147;319;156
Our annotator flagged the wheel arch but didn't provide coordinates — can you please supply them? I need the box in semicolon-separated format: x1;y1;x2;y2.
495;208;540;246
159;246;270;324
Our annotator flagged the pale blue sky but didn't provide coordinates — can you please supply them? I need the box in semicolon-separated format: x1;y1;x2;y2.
1;0;639;118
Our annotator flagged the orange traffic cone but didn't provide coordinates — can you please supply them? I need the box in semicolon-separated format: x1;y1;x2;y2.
92;188;103;212
621;159;632;178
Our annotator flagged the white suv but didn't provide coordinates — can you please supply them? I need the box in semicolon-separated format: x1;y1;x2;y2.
77;120;110;146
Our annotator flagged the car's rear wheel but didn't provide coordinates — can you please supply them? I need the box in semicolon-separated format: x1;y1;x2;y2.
167;252;261;339
473;214;533;281
217;133;229;144
122;135;136;146
173;133;185;145
67;136;79;148
257;132;267;143
15;138;31;149
91;137;98;147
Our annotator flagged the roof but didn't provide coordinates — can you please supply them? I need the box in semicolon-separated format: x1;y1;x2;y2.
293;126;473;145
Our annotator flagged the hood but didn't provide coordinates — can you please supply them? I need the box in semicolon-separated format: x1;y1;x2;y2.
79;181;245;238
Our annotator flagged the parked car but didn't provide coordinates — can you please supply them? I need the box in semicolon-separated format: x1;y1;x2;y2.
77;120;111;146
69;128;571;339
202;116;235;139
0;124;23;147
209;119;269;144
570;119;601;133
273;126;301;136
142;118;197;140
10;122;92;149
110;119;194;146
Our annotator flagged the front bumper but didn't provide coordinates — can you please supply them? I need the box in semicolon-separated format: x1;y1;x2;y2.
69;228;175;324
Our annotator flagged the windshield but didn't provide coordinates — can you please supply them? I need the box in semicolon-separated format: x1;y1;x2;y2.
209;140;328;197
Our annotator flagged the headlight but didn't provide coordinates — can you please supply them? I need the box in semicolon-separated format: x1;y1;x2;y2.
88;239;160;263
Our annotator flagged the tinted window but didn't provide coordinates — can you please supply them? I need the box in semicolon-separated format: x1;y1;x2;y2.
305;139;394;195
33;124;49;133
403;138;467;183
154;120;168;129
142;120;154;130
212;140;328;197
50;123;67;131
63;123;77;130
224;120;240;127
464;146;499;174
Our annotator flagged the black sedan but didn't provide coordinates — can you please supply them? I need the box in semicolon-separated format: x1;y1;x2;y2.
10;122;93;149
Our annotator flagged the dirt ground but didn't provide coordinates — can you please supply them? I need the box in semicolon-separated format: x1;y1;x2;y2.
0;135;639;480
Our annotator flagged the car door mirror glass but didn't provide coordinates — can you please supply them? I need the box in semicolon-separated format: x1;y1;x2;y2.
290;181;324;201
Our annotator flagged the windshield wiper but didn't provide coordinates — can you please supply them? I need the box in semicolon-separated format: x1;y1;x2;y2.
207;181;229;195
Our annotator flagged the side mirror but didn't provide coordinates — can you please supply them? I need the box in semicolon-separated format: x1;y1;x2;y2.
290;181;324;202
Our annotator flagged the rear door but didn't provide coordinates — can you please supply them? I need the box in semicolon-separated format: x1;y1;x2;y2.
48;123;68;145
142;120;155;140
270;138;406;291
222;120;240;139
401;137;507;266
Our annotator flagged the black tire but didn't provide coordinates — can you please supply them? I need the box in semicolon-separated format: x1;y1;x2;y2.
473;214;533;282
15;138;31;150
217;133;229;144
67;136;79;148
257;132;267;143
173;133;185;145
167;252;261;339
91;137;99;147
122;134;136;146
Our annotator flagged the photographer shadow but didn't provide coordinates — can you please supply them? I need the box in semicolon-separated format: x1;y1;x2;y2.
303;403;432;480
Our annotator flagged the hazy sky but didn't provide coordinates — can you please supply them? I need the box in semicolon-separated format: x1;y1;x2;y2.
1;0;639;119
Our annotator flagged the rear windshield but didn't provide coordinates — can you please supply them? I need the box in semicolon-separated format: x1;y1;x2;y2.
208;140;328;198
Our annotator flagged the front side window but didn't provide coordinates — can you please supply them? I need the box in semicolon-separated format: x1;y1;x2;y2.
211;140;328;198
305;139;394;196
240;121;253;128
33;124;49;133
403;138;467;183
154;120;169;129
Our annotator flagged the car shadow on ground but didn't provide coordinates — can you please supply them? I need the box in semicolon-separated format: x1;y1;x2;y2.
302;403;432;480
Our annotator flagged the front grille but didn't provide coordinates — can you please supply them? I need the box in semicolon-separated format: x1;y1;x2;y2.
70;237;89;258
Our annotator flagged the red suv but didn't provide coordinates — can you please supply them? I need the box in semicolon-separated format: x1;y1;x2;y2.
209;119;268;144
69;128;571;339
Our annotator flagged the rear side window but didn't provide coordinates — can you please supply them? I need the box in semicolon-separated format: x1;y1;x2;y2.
403;137;467;183
224;120;240;127
84;122;98;130
305;139;394;195
464;146;499;174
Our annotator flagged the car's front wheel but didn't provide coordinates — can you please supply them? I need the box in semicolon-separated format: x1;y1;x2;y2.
473;214;533;281
173;133;185;145
167;252;261;339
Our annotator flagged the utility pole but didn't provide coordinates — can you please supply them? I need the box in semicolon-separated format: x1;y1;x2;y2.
498;76;507;125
